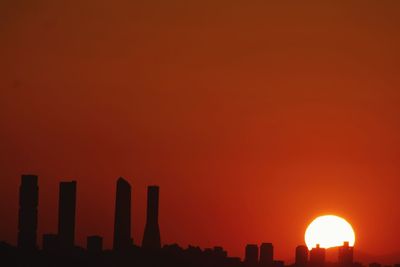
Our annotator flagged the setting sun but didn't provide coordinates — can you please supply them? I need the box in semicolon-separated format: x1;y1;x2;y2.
305;215;355;250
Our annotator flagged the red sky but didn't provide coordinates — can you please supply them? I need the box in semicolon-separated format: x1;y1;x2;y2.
1;0;400;263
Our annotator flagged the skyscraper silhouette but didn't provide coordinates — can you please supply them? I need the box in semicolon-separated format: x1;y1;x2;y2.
338;242;354;265
142;185;161;249
244;244;259;266
17;175;39;250
260;243;274;266
309;244;326;266
58;181;77;249
295;245;308;267
113;178;132;251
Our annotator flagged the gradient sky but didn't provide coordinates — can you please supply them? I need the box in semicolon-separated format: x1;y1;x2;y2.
1;0;400;263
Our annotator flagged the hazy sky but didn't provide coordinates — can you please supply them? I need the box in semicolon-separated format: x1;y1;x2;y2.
1;0;400;262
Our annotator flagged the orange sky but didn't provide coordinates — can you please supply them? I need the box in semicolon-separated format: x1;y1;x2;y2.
1;0;400;263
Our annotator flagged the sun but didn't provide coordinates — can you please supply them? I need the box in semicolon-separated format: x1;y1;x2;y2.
304;215;355;250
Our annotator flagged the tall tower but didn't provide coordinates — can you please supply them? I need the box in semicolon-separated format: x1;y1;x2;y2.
113;178;132;250
17;175;39;250
58;181;77;249
295;245;308;267
260;243;274;266
142;186;161;249
245;244;259;266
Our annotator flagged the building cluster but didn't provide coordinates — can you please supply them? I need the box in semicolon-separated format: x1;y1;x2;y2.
243;242;353;267
17;174;161;252
245;243;280;267
1;174;393;267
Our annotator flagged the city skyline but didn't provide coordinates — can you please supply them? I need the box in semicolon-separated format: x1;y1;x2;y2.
15;175;165;252
2;0;400;265
0;174;397;267
8;174;361;264
5;173;392;266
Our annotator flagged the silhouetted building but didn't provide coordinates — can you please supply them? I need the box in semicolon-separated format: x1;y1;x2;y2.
309;244;325;266
113;178;132;251
260;243;274;266
58;181;77;249
87;236;103;253
42;234;58;252
244;244;258;266
338;242;353;265
295;245;308;267
17;174;39;250
142;185;161;249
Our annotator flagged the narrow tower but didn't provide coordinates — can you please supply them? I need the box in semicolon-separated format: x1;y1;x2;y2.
142;186;161;249
58;181;77;249
260;243;274;266
113;178;132;250
17;175;39;250
245;244;259;266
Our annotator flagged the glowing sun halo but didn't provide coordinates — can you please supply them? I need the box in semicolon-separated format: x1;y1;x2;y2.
305;215;355;250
